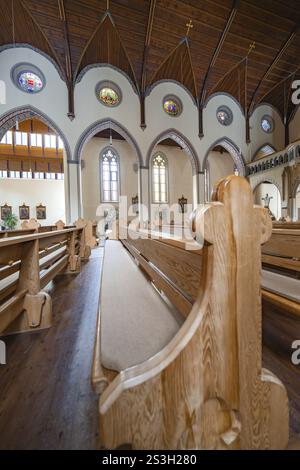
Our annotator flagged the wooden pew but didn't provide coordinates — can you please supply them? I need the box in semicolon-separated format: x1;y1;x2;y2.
0;227;88;336
93;175;289;450
261;228;300;317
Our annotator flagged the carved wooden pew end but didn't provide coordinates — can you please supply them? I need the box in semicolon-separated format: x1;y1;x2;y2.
3;292;52;336
94;175;289;450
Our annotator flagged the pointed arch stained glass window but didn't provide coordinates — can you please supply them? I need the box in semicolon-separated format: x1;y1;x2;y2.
101;148;120;202
152;153;168;203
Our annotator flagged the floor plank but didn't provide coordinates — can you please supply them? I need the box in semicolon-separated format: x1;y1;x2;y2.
0;248;103;450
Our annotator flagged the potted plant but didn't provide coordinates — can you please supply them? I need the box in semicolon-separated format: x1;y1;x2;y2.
1;213;18;231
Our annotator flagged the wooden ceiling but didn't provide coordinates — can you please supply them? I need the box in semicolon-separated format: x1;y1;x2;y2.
1;0;300;140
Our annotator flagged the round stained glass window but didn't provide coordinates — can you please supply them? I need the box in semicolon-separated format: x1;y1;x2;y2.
261;115;274;133
216;106;233;126
18;72;43;93
163;95;182;117
11;63;45;94
96;81;122;107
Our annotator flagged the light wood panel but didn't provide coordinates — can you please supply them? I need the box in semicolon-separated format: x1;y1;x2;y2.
96;175;289;450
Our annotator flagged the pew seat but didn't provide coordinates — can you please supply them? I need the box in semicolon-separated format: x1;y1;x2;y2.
100;240;183;372
94;176;289;450
262;269;300;303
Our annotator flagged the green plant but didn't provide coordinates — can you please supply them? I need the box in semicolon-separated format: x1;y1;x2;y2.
1;213;18;231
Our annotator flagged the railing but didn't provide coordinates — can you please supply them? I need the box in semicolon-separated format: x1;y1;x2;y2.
0;227;89;336
247;139;300;176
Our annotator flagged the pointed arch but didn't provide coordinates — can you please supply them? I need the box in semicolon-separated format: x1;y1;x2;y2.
0;105;71;161
202;137;245;176
74;118;143;165
252;177;282;199
252;143;277;161
146;129;200;175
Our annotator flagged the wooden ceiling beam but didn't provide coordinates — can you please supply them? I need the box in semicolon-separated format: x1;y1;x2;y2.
21;0;65;80
249;23;300;114
199;0;239;107
58;0;72;83
57;0;74;119
141;0;156;93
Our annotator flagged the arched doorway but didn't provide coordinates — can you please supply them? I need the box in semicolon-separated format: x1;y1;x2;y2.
148;138;194;234
204;144;238;201
0;113;66;227
253;181;282;220
77;122;140;232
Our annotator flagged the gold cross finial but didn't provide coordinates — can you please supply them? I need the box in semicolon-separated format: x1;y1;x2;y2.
186;19;193;37
247;41;256;56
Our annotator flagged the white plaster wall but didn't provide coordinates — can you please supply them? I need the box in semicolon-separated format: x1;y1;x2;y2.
201;94;247;165
0;178;65;227
81;137;139;221
0;47;71;144
206;150;235;198
253;182;281;220
151;144;193;206
250;105;284;159
145;83;199;162
290;106;300;143
0;46;291;221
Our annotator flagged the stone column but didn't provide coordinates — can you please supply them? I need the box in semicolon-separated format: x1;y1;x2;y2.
138;166;150;227
65;161;81;224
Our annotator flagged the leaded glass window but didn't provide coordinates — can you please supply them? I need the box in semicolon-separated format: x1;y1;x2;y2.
163;95;182;117
11;64;46;94
18;72;43;93
261;115;274;133
152;153;168;203
101;148;120;202
96;81;122;107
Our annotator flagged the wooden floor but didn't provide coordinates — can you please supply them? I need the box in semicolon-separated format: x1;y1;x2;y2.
0;249;299;449
0;248;103;450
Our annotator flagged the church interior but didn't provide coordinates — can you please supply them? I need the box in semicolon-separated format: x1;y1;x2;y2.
0;0;300;452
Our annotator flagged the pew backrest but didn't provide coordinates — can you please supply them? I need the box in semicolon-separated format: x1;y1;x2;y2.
98;176;289;450
262;228;300;274
0;227;84;335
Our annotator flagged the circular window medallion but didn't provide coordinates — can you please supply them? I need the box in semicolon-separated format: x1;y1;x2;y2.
96;81;122;107
261;115;274;133
216;106;233;126
163;95;182;117
11;63;45;94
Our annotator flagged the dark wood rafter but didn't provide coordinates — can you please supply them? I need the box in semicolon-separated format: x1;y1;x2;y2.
147;37;197;100
198;0;239;137
199;0;239;108
140;0;157;130
21;0;65;79
74;11;139;93
249;23;300;115
2;0;300;133
57;0;74;120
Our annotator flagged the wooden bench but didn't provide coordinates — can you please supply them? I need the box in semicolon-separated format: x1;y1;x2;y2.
93;175;289;450
261;228;300;317
0;226;89;336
